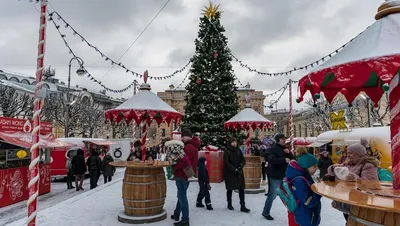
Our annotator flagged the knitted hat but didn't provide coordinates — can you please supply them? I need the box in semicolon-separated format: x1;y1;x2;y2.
133;140;142;148
360;138;369;147
297;153;319;169
274;133;285;142
227;137;237;144
347;143;367;157
181;128;193;137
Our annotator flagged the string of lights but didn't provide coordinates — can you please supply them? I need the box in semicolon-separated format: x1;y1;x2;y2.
173;69;191;90
209;19;370;77
50;11;191;80
266;83;288;109
48;14;136;93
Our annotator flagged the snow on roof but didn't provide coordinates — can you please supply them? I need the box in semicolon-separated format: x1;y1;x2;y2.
226;107;272;123
316;126;390;143
114;87;180;113
311;12;400;72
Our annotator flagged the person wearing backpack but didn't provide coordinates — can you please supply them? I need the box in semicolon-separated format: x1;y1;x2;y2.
280;147;321;226
262;134;294;220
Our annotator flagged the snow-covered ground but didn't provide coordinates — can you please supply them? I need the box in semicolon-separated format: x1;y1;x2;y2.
6;168;345;226
0;168;125;226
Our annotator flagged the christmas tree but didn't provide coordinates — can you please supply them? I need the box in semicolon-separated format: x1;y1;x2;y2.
182;2;240;147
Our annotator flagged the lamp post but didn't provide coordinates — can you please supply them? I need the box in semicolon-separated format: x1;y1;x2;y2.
65;57;85;137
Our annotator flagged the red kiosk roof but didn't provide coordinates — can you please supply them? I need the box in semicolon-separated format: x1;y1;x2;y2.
0;132;72;149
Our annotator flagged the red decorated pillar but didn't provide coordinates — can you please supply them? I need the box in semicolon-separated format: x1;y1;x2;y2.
390;73;400;189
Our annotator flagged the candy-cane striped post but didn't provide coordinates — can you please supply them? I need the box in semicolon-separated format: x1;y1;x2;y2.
141;121;148;161
288;79;294;153
389;74;400;189
246;129;251;154
132;122;136;140
28;1;47;225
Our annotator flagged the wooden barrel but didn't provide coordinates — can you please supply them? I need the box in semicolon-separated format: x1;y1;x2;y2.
348;206;400;226
243;155;262;189
122;166;166;216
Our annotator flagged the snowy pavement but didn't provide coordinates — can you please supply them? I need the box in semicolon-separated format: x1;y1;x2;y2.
0;168;125;226
6;168;346;226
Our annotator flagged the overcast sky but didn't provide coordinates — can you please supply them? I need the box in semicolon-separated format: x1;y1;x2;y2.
0;0;382;112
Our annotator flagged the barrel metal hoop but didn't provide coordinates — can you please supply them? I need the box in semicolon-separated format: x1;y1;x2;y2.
123;180;166;185
124;204;164;210
126;173;165;178
123;197;166;203
348;211;385;226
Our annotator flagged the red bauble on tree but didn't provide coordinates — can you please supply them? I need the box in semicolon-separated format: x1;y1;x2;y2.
212;51;218;60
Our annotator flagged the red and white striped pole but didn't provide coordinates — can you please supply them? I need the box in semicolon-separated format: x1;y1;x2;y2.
141;121;148;161
28;0;47;225
288;80;294;153
389;75;400;189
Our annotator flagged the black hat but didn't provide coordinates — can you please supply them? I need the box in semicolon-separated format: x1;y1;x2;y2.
274;133;286;142
181;128;193;137
227;137;237;144
133;140;143;148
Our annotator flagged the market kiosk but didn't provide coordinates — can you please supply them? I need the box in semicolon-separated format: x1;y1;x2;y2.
0;116;71;208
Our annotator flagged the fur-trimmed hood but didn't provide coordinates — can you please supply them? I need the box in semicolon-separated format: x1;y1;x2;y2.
165;140;184;147
359;156;380;168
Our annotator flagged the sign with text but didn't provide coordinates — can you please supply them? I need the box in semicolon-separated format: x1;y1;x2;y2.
0;117;52;134
330;110;348;130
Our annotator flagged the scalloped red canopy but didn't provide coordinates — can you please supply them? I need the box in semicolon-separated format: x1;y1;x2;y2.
224;121;274;131
104;109;182;126
298;55;400;106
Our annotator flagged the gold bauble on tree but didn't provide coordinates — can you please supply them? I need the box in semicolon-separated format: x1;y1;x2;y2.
202;1;219;20
16;150;28;159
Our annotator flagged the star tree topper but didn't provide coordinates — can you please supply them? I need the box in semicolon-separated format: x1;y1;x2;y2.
202;1;219;20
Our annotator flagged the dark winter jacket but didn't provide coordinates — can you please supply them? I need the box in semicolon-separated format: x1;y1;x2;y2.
197;157;209;184
318;155;333;178
286;161;321;226
126;150;152;161
173;136;200;180
86;154;102;172
101;155;115;177
71;149;86;175
223;144;246;190
266;143;294;179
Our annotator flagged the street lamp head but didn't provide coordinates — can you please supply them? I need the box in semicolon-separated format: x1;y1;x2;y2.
76;67;86;76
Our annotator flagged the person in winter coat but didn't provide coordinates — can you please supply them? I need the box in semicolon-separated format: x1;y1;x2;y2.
65;154;75;189
171;129;200;226
86;150;102;190
196;152;213;211
127;140;153;162
71;149;86;191
286;148;321;226
324;143;379;224
262;133;295;220
318;151;332;178
101;152;115;184
223;137;251;213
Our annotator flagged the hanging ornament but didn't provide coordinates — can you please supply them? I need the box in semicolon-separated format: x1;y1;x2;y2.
296;96;303;103
197;78;202;85
382;83;390;92
340;88;348;95
312;103;317;108
213;52;218;60
314;93;321;99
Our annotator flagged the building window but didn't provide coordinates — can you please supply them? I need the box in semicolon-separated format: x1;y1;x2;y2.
299;124;302;137
304;125;308;137
0;74;7;80
9;77;19;82
21;79;30;84
293;125;297;137
42;83;50;89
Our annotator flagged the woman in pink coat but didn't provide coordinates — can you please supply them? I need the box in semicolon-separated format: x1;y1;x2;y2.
324;143;379;224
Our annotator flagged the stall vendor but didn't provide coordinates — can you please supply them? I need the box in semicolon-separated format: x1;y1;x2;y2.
127;140;153;162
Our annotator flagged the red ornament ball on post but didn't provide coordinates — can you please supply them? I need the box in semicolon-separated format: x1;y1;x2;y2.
340;88;348;95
